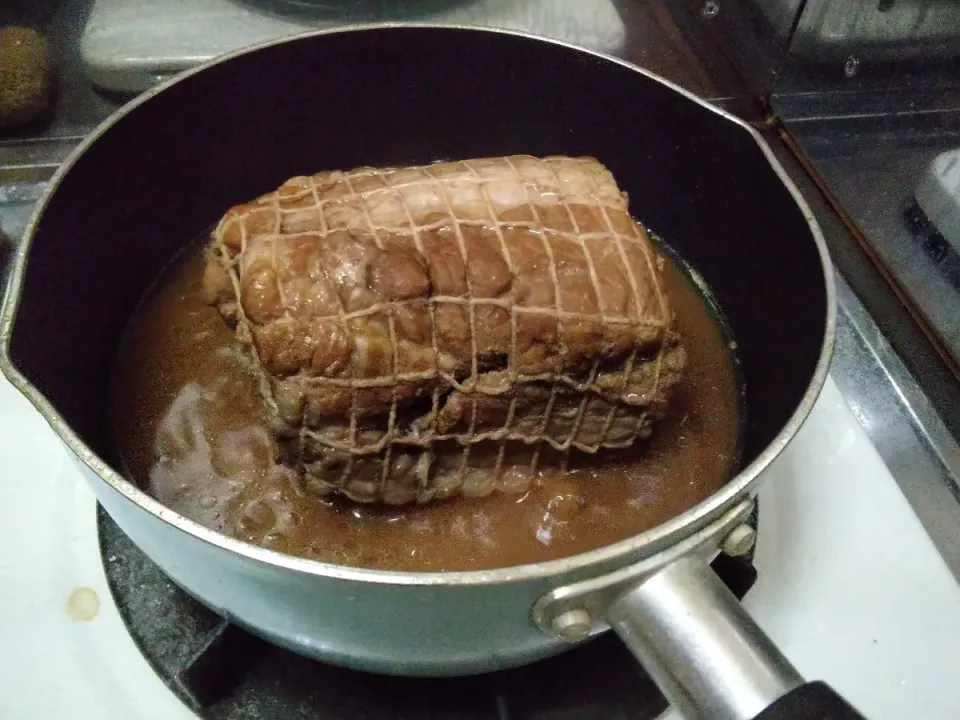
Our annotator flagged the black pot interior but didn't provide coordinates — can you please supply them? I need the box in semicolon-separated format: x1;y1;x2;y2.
5;27;828;480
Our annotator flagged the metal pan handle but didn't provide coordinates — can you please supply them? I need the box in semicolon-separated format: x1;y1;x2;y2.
607;555;866;719
533;501;868;719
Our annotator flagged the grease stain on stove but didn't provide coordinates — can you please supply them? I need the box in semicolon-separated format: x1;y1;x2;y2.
66;587;100;622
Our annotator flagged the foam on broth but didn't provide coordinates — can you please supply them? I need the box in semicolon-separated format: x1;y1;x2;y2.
109;242;740;572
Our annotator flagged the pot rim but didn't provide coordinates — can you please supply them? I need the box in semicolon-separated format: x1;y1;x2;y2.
0;22;836;587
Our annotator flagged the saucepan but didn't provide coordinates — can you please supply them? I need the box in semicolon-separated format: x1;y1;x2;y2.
0;25;864;719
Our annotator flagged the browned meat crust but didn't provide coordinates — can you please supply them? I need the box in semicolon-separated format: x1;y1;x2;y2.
205;155;685;504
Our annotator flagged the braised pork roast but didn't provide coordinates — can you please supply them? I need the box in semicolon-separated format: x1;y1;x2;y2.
203;156;685;505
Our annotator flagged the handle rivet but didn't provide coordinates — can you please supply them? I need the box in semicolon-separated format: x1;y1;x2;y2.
721;524;757;557
701;0;720;19
552;608;593;642
844;55;860;78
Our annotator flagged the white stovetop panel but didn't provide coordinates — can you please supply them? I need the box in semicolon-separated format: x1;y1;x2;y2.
81;0;628;92
2;375;960;719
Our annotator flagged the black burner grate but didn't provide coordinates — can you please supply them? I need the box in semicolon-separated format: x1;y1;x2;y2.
98;505;757;720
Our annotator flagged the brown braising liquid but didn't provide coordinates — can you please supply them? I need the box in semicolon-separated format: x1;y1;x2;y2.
110;244;741;572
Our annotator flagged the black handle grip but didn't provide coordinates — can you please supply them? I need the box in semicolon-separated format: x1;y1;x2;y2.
753;681;868;720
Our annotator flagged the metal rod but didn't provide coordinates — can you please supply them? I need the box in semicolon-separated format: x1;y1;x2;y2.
607;555;803;720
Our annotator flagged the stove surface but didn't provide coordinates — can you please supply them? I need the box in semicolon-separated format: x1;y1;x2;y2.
796;129;960;365
2;373;960;719
4;6;960;715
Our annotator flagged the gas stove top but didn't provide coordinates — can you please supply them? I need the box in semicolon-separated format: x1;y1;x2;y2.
3;369;960;719
4;2;960;717
3;170;960;720
1;163;959;714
